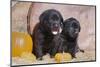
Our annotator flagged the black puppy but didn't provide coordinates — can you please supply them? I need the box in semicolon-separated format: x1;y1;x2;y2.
32;9;63;60
62;17;84;58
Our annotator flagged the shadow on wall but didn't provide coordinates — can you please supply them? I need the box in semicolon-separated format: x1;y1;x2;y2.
12;2;96;51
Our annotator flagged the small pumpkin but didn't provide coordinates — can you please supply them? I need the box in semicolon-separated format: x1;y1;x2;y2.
55;53;72;63
12;32;33;57
55;53;63;63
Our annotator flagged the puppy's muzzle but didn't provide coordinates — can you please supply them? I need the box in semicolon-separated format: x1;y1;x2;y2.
52;24;62;35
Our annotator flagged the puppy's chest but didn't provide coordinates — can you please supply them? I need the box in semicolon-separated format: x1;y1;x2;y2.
44;34;53;46
66;41;77;49
52;34;65;45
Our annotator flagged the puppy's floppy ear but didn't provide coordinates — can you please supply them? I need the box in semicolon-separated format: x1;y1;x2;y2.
59;13;63;24
39;11;48;24
39;13;45;23
61;17;63;24
74;18;81;32
79;25;81;32
78;20;81;32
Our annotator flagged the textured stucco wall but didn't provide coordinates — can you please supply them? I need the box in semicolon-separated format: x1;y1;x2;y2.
12;1;32;32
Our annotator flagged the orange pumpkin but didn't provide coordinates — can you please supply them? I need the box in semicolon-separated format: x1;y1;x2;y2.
12;32;33;57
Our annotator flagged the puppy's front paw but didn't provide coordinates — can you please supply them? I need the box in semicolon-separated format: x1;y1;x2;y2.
50;55;55;58
37;57;43;60
80;49;84;53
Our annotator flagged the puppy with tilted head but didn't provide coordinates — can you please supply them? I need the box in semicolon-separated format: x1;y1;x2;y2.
32;9;63;60
62;17;84;58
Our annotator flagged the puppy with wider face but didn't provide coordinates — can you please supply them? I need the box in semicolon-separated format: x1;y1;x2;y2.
32;9;63;60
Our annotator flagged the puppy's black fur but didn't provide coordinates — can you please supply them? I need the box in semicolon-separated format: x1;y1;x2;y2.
32;9;63;60
49;33;67;57
49;17;84;58
62;17;84;58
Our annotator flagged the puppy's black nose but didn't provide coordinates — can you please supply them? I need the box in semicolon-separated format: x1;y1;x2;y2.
53;23;59;27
